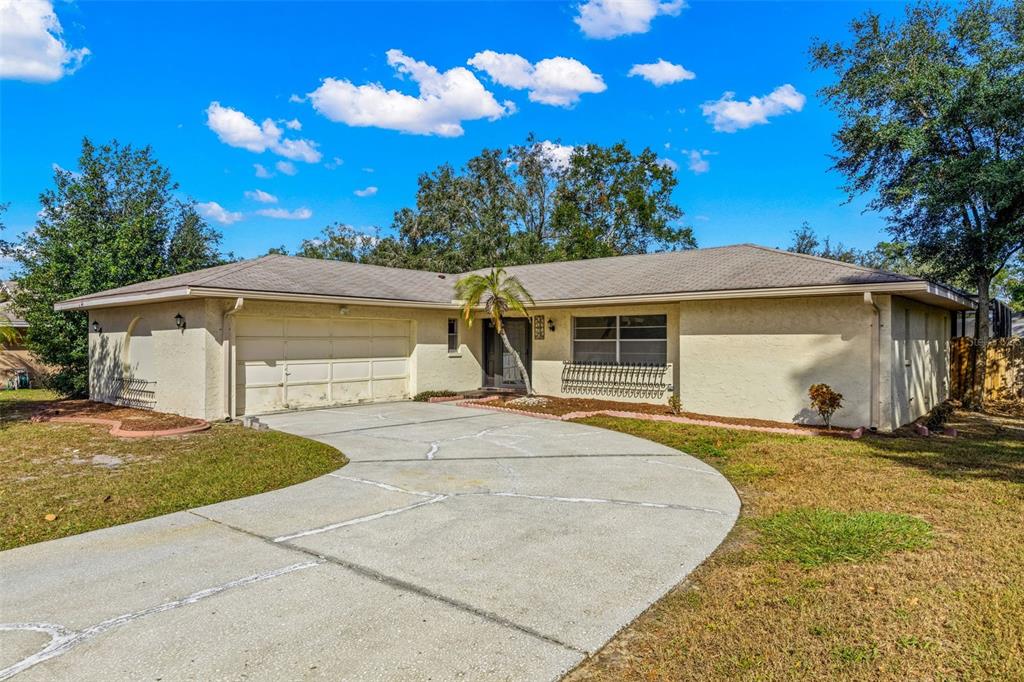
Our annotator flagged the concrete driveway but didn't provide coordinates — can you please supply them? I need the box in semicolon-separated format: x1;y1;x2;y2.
0;401;739;681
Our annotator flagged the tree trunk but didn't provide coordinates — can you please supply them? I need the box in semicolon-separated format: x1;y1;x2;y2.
497;327;533;396
966;272;992;410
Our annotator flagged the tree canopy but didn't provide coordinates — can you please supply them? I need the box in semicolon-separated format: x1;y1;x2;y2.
3;138;226;395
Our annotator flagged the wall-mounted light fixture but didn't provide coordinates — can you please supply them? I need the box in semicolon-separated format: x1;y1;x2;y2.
174;313;185;330
547;318;556;333
91;320;101;334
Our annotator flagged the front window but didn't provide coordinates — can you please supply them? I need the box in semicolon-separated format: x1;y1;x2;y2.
447;318;459;353
572;314;667;364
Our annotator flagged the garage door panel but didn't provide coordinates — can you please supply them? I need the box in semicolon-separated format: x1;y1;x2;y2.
371;378;407;401
332;380;373;403
286;384;330;407
372;337;408;358
286;339;332;361
243;385;283;414
286;362;330;383
333;360;371;381
237;317;284;337
332;319;370;337
333;338;371;359
372;320;409;337
241;362;282;386
238;339;285;362
287;318;330;337
372;358;408;379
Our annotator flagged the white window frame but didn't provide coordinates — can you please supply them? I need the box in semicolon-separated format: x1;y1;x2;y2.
572;314;667;365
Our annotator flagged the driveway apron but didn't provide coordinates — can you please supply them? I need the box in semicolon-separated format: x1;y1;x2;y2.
0;401;739;681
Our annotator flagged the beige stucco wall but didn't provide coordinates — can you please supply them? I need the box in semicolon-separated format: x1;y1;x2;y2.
531;303;677;404
677;295;876;429
889;296;950;427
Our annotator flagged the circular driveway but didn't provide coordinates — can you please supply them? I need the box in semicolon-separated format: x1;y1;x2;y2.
0;401;738;681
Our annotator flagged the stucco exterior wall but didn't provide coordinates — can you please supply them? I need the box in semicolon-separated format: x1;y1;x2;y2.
889;296;950;427
89;299;219;419
678;296;875;429
531;303;678;404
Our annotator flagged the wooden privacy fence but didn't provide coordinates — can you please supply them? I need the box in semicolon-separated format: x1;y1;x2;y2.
950;337;1024;402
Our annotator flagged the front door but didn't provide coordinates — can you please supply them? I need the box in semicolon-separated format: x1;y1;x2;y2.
483;319;531;389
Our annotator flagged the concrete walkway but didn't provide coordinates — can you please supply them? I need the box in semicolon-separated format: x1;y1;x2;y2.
0;402;739;681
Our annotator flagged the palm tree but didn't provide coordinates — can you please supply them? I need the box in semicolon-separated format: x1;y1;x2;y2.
455;267;536;396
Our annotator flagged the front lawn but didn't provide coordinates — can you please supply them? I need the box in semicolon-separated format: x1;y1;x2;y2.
0;390;346;550
566;411;1024;680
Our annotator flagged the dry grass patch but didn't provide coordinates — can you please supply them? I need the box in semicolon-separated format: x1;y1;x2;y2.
0;391;346;550
566;411;1024;681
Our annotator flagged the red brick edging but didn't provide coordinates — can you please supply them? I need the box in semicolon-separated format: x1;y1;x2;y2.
45;415;211;438
454;396;851;437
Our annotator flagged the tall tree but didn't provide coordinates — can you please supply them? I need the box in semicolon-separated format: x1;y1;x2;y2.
812;0;1024;407
5;139;224;396
296;223;379;262
167;202;227;274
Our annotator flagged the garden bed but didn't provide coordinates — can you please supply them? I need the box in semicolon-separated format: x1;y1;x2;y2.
31;399;205;433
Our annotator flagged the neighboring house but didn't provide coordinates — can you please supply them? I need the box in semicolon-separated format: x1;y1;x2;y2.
0;281;48;388
56;244;972;431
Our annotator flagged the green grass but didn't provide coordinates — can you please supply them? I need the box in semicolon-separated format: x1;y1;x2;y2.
753;508;933;567
0;391;346;550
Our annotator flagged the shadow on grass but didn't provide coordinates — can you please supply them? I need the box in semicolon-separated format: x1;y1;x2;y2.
867;412;1024;485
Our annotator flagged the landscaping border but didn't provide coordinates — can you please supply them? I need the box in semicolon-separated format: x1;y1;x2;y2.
44;415;211;438
455;396;857;437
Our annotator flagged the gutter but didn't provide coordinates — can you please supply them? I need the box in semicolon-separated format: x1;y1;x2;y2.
864;292;881;430
223;297;244;420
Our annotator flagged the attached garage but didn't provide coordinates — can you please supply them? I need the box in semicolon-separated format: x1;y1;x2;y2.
235;316;411;414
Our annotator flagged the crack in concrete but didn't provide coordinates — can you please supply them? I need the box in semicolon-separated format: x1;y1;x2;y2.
186;511;587;658
300;412;499;438
328;473;436;498
642;458;720;476
272;494;448;543
345;452;684;464
0;561;320;680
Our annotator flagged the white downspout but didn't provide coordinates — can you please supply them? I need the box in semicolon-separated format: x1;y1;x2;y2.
864;292;881;430
223;297;245;420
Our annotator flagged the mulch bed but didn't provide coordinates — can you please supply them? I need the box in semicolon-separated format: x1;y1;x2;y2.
32;400;205;432
486;395;848;433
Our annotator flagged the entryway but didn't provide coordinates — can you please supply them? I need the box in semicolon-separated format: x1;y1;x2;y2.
482;318;531;390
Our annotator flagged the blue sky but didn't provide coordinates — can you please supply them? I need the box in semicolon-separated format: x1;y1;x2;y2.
0;0;911;273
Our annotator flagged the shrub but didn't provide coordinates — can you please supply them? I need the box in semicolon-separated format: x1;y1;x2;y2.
924;401;955;431
808;383;844;429
667;394;682;415
413;390;458;402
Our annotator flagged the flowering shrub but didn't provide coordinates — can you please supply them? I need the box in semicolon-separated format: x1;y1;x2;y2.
808;383;844;429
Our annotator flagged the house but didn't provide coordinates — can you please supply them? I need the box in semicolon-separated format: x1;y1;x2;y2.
1;281;48;388
55;244;973;430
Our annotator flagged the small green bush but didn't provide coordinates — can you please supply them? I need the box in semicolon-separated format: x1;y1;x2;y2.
667;394;682;415
754;507;932;567
413;390;459;402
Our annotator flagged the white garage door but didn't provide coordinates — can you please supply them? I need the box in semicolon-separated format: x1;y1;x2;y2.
236;316;410;415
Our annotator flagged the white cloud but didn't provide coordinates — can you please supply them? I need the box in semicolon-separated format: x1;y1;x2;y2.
205;102;322;162
308;49;511;137
354;186;378;198
685;150;709;174
0;0;90;83
254;163;273;178
288;93;305;103
469;51;606;107
197;201;243;225
656;157;678;172
628;59;695;86
325;156;343;170
283;118;302;130
536;141;575;171
362;167;374;173
701;84;805;133
256;207;312;220
574;0;685;39
275;160;297;176
244;189;277;204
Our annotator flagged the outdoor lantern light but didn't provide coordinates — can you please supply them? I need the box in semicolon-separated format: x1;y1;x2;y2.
548;318;556;333
174;313;185;330
91;320;101;333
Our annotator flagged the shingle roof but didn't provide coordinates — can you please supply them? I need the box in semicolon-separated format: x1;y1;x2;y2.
59;244;931;308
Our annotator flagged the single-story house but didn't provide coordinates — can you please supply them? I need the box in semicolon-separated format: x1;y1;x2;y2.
55;244;973;430
1;281;49;388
